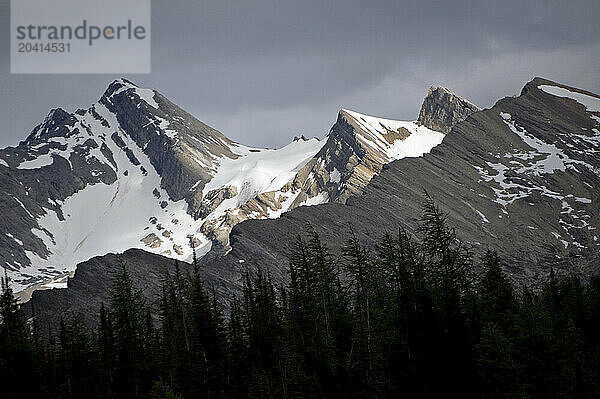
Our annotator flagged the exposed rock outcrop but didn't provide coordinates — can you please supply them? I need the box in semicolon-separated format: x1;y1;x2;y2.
417;86;480;133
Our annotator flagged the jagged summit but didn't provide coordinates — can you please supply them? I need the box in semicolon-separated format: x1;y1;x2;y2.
417;85;480;134
24;107;78;145
288;108;446;205
101;78;164;111
102;78;136;95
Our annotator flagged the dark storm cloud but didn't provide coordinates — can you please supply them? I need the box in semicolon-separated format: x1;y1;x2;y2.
1;0;599;148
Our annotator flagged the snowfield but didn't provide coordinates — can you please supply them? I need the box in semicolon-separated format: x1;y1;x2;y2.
201;138;324;214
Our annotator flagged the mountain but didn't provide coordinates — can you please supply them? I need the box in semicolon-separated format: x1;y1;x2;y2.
202;77;599;290
1;79;454;297
27;77;600;330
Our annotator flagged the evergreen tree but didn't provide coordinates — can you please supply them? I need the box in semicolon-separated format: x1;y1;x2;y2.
479;250;516;333
419;192;476;396
55;315;98;398
286;228;352;398
0;272;41;399
159;261;193;395
476;322;518;398
108;257;151;398
375;229;431;396
97;302;115;398
238;269;286;398
342;227;389;397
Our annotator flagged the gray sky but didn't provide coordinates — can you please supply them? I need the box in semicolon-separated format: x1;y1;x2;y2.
1;0;599;149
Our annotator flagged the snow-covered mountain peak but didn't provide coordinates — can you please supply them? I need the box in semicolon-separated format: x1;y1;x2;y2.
285;108;448;205
24;107;79;145
0;79;329;294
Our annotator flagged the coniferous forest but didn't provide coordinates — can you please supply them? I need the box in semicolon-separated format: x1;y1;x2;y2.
2;195;600;398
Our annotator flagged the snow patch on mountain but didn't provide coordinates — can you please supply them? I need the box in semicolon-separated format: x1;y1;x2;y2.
472;111;596;250
341;109;445;161
329;168;341;183
499;112;598;176
17;154;55;170
303;191;329;206
538;85;600;112
202;139;323;207
133;87;160;109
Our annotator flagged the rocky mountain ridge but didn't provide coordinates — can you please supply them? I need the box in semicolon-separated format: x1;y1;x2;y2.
194;77;599;297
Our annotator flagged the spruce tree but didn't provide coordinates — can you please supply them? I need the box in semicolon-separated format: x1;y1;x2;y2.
479;250;516;333
341;227;381;396
418;192;476;396
108;257;149;398
0;271;41;399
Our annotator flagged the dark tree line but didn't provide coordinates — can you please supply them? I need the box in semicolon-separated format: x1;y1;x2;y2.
1;194;600;398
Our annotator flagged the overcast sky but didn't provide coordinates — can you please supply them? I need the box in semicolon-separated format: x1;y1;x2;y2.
1;0;599;149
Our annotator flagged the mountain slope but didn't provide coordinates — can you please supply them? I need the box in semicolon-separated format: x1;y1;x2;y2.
199;77;599;292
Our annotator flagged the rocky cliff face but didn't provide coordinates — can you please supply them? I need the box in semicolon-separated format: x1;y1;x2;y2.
417;86;481;133
99;79;239;214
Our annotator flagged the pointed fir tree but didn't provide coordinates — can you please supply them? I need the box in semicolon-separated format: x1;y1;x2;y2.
108;257;150;398
0;271;41;399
